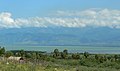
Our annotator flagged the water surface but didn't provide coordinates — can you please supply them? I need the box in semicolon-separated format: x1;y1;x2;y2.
4;45;120;54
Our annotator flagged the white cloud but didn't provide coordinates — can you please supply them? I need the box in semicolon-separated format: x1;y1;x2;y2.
0;8;120;28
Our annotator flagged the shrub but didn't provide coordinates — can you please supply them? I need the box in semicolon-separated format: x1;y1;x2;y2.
72;53;80;59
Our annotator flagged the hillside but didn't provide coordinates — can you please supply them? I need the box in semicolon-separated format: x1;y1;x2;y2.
0;27;120;46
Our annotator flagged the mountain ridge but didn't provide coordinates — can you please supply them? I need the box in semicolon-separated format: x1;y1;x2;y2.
0;27;120;46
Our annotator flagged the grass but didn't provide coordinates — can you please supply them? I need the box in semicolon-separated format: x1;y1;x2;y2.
0;60;120;71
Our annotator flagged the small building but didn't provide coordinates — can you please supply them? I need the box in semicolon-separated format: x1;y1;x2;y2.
8;56;24;63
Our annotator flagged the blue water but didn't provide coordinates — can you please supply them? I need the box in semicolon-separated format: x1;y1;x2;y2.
5;45;120;54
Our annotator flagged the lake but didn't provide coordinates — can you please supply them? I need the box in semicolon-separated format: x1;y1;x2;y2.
5;45;120;54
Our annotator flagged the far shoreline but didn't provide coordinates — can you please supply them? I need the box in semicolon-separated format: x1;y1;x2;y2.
2;45;120;54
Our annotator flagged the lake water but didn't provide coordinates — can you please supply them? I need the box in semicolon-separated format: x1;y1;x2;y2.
5;45;120;54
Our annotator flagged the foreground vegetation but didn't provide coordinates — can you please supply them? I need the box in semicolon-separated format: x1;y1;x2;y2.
0;46;120;71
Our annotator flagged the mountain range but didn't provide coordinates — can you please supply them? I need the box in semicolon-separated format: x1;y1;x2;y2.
0;27;120;46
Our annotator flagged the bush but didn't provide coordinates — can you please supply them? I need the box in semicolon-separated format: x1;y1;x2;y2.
72;53;80;59
84;52;89;58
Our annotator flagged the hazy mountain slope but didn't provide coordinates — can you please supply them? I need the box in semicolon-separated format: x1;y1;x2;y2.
0;27;120;46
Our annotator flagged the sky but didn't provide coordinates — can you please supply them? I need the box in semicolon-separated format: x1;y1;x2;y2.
0;0;120;28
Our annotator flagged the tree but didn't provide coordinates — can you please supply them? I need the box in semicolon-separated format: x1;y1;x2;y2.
61;52;67;59
0;47;5;56
72;53;80;59
54;49;59;56
5;51;13;58
84;52;89;58
36;52;40;59
61;49;68;59
98;56;107;63
99;56;104;63
63;49;68;55
53;49;60;58
95;54;99;60
114;55;120;61
19;49;25;57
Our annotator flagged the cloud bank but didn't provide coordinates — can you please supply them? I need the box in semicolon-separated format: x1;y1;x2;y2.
0;8;120;28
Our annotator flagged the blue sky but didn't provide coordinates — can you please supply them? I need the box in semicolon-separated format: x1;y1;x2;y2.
0;0;120;28
0;0;119;18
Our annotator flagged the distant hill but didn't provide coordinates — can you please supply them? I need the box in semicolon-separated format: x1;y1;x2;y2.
0;27;120;46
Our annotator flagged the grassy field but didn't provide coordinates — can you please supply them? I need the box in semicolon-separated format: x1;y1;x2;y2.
0;62;119;71
0;59;120;71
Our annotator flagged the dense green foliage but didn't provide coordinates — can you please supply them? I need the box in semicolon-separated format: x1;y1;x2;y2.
0;47;5;56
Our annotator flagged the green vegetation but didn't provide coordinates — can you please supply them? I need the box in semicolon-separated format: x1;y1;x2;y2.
0;46;120;71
